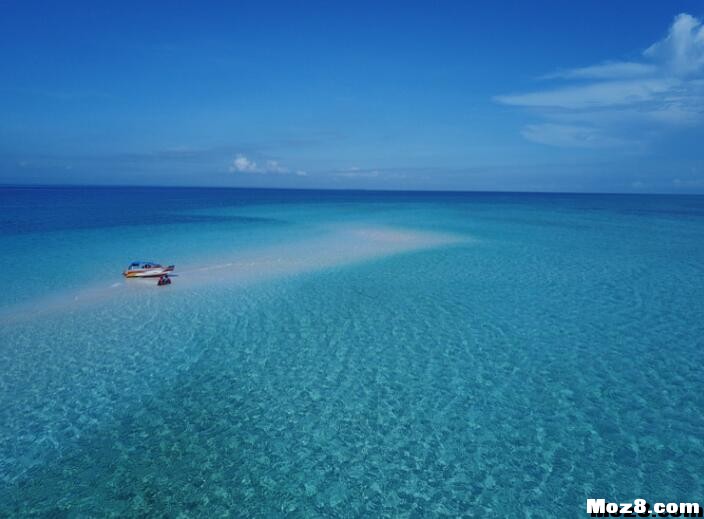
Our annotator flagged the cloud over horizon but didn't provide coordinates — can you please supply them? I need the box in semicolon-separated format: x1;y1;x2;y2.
496;13;704;148
229;154;307;176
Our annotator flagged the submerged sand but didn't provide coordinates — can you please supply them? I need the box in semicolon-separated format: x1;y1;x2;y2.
0;225;465;324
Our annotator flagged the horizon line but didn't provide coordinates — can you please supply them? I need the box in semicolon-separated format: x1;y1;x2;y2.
1;182;703;197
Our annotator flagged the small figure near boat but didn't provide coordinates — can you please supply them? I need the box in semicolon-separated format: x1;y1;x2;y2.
123;261;175;278
157;274;171;286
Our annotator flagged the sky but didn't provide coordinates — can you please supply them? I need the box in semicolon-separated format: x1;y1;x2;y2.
1;1;704;193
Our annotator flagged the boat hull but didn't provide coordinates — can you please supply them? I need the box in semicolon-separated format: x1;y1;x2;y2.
123;265;174;278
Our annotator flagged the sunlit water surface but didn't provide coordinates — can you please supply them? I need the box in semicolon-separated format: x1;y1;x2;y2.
1;187;703;517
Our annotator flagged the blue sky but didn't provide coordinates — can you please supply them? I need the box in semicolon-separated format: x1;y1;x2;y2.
1;1;704;192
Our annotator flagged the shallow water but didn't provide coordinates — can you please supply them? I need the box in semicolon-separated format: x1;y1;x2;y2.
1;187;703;517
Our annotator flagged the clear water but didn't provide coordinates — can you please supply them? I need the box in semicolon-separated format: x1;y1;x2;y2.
1;186;703;517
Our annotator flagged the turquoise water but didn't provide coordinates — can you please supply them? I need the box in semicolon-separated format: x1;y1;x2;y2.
1;187;703;517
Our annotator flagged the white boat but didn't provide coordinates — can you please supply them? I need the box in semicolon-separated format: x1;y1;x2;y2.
123;261;175;278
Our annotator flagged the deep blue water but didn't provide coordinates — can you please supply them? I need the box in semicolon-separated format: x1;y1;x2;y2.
1;186;703;517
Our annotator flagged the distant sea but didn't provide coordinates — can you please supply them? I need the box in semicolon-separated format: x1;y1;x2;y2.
1;186;703;516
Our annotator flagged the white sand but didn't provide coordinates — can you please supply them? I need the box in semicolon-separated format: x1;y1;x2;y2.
0;225;465;324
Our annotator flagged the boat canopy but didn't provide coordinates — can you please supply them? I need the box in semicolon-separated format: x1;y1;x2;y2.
128;261;162;269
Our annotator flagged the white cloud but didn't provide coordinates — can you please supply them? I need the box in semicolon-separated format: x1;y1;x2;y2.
264;160;287;173
496;13;704;148
521;124;632;148
229;154;306;176
542;61;658;80
497;79;674;109
230;154;259;173
645;13;704;76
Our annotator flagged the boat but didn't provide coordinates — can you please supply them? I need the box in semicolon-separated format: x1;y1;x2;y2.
123;261;175;278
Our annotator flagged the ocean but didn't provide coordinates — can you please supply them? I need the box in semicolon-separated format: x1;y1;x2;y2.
1;186;703;517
